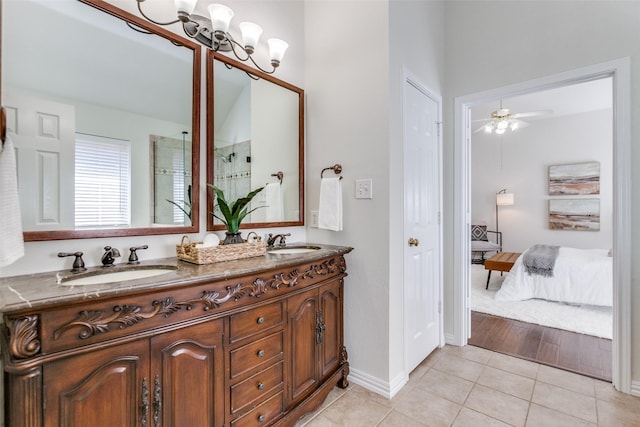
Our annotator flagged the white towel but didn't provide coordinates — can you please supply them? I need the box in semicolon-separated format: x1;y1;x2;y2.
265;182;283;222
0;135;24;268
318;177;342;231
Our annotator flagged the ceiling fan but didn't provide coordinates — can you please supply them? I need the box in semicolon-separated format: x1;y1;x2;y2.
473;101;552;134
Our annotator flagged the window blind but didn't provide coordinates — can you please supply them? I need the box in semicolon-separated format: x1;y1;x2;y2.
75;134;130;228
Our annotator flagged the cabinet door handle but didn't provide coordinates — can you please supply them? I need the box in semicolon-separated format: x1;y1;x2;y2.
141;378;150;427
153;375;161;427
258;414;266;423
257;382;265;390
257;349;265;358
257;316;265;324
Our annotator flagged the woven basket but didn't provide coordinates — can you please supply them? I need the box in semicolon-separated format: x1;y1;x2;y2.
176;235;266;264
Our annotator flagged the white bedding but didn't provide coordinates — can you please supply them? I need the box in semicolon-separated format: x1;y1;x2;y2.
495;247;612;306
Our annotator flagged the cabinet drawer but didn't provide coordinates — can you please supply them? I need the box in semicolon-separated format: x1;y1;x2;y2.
230;302;284;343
231;391;284;427
230;331;283;379
230;361;283;415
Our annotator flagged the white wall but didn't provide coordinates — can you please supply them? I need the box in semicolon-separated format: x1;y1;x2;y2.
472;109;613;252
305;0;391;389
443;0;640;390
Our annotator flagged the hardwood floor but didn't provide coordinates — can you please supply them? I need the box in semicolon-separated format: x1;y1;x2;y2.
469;311;612;382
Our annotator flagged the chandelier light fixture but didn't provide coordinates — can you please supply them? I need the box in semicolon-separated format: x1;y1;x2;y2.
483;108;519;135
136;0;288;74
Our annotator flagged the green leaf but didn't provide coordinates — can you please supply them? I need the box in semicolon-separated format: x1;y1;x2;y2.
207;184;264;232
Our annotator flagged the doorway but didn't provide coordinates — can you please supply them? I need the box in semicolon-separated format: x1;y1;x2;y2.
452;59;632;393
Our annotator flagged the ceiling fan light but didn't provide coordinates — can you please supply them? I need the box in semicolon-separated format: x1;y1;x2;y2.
510;122;519;130
495;128;506;135
484;124;493;133
497;120;509;130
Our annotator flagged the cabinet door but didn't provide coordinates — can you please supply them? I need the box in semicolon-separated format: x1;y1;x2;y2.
287;288;319;402
319;279;343;378
43;339;150;427
151;319;224;427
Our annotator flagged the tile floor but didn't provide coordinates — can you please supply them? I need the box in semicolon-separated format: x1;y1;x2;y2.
295;345;640;427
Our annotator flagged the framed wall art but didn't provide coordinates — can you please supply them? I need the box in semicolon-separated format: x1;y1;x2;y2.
548;198;600;231
548;162;600;195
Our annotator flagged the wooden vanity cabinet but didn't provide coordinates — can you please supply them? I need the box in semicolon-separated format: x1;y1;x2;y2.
2;253;350;427
42;319;224;427
288;278;344;405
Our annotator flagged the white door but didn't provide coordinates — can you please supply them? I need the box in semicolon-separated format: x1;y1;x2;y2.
403;75;442;373
3;88;76;231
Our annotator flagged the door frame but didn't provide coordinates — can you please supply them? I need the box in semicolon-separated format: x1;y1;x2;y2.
452;58;631;393
402;69;444;375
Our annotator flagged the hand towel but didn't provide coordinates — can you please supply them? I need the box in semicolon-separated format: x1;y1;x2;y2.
318;177;342;231
265;182;284;222
0;135;25;268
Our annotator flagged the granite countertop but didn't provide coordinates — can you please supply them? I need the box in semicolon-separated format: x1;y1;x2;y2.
0;244;353;314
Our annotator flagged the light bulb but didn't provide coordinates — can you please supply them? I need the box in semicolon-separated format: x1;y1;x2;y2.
484;124;493;133
497;120;508;130
510;122;519;130
496;128;505;135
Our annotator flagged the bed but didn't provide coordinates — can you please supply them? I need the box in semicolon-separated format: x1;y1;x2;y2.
494;246;612;306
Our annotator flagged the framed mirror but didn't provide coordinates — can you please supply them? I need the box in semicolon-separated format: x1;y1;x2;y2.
207;51;304;231
1;0;201;241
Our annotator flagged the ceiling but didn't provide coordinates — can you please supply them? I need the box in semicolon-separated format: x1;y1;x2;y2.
471;77;613;126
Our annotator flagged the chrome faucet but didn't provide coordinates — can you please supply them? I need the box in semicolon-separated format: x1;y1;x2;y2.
101;246;121;267
267;233;291;247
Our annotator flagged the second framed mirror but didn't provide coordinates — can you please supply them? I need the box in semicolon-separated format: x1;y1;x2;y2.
207;51;304;231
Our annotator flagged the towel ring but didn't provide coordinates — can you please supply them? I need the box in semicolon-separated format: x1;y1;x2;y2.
270;171;284;184
321;164;343;179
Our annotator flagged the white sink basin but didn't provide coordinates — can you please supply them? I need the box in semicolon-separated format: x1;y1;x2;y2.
268;246;321;255
58;266;177;286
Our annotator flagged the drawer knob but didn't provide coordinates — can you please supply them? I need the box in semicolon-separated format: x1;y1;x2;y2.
257;382;265;390
258;415;265;423
257;316;265;324
257;349;265;358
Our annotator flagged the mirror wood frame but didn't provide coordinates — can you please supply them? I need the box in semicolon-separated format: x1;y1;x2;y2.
206;50;304;231
3;0;202;242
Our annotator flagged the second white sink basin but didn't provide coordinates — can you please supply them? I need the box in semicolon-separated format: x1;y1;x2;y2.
268;246;321;255
59;265;177;286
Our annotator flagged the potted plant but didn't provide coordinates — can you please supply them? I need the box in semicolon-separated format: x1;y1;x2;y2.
208;184;264;244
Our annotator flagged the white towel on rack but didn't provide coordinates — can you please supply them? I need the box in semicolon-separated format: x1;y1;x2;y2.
318;177;342;231
0;135;25;268
265;182;283;222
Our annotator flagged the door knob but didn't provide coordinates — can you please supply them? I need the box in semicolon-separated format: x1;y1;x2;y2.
408;238;419;247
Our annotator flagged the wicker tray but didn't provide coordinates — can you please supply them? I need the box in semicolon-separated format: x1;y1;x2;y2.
176;235;266;264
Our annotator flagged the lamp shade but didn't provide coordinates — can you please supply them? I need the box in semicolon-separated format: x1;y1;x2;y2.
208;4;234;34
239;22;263;52
268;38;288;63
496;192;514;206
174;0;197;16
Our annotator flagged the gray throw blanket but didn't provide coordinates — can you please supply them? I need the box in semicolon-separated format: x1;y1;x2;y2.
523;244;560;277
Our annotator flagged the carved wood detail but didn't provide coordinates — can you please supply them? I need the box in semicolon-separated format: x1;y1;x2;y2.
53;258;339;341
338;346;350;389
7;315;41;360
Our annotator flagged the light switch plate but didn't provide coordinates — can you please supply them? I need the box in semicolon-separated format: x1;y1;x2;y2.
355;179;373;199
310;210;319;227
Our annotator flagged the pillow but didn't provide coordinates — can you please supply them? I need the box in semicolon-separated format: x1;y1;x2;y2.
471;225;488;241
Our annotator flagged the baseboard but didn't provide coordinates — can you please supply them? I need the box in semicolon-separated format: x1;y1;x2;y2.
348;367;408;400
444;332;458;345
631;380;640;397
